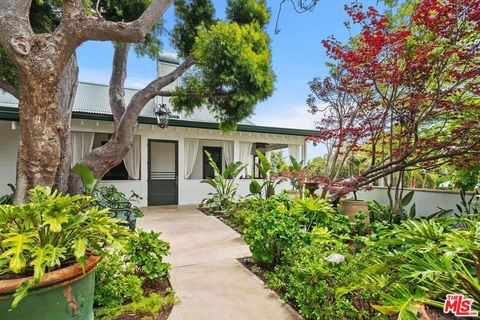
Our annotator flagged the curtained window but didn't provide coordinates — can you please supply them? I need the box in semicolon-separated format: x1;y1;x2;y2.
184;138;199;179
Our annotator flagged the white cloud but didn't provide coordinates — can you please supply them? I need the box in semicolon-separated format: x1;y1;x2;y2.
250;105;316;129
79;67;152;89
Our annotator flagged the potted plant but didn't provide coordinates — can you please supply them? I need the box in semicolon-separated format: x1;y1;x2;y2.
283;155;305;199
0;186;130;319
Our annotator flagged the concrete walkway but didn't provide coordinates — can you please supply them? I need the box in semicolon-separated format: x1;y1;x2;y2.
138;205;302;320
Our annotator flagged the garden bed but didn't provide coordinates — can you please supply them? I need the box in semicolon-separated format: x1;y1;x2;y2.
238;256;456;320
115;279;174;320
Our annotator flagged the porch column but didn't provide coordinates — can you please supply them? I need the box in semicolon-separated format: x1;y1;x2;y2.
303;140;308;163
233;140;240;162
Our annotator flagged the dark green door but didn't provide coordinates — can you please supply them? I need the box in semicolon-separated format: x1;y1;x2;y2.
148;140;178;206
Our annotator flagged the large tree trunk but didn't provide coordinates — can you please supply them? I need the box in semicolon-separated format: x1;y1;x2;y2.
15;74;63;203
55;54;79;194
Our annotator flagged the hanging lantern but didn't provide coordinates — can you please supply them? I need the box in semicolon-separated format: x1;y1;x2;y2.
154;104;171;128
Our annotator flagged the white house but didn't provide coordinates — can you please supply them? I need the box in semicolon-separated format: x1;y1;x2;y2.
0;54;317;206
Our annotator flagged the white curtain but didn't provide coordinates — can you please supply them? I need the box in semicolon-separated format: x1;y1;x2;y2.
124;135;141;180
71;132;94;167
184;138;199;179
288;144;302;162
222;141;234;165
239;141;253;177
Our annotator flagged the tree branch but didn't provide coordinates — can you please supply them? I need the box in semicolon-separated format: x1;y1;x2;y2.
80;55;196;178
109;43;130;124
78;0;173;43
156;91;232;99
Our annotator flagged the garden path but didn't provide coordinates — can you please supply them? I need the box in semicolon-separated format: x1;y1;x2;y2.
138;205;302;320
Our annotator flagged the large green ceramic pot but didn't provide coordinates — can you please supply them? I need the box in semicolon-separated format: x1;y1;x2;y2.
0;255;100;320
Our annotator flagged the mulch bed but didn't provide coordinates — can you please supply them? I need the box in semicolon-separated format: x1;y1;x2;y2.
115;279;174;320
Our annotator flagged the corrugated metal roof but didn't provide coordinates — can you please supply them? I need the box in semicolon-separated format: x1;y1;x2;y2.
0;82;255;125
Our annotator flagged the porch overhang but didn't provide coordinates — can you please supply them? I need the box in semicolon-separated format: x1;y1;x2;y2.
0;106;320;137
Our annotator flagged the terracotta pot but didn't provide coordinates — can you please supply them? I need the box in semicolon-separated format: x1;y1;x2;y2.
0;255;100;320
285;190;301;199
339;199;370;225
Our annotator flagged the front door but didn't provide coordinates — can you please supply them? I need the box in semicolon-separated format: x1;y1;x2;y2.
148;140;178;206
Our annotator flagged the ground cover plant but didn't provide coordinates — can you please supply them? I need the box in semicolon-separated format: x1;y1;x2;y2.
233;193;479;320
94;229;176;320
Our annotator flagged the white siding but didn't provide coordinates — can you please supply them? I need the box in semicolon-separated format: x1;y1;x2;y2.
0;119;305;206
0;121;18;195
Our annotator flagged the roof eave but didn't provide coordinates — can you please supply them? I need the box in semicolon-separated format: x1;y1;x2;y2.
0;107;319;137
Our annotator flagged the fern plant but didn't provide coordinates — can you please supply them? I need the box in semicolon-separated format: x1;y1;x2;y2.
0;186;130;309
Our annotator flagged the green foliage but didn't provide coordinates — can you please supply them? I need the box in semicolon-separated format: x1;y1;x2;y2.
95;185;144;231
127;230;170;280
172;0;215;57
451;162;480;191
230;194;293;232
73;163;99;196
201;151;247;213
172;17;274;130
243;205;308;268
94;253;144;308
265;243;384;320
94;229;172;314
100;0;164;58
249;150;283;198
0;186;130;308
368;191;418;223
289;197;346;232
226;0;270;27
0;184;15;205
341;217;480;319
95;291;178;320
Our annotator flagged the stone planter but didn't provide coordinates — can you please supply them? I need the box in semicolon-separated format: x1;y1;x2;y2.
339;199;370;225
0;255;100;320
285;190;301;199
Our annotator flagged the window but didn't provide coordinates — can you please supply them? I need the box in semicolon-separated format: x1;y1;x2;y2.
92;134;130;180
203;146;222;179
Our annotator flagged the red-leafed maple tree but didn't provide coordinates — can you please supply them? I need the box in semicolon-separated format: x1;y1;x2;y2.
308;0;480;209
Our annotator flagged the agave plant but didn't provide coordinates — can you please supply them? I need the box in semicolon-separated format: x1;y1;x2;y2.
0;186;130;308
200;151;247;213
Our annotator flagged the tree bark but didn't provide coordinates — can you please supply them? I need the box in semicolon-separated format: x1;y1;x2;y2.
55;54;78;194
14;72;63;203
79;56;195;180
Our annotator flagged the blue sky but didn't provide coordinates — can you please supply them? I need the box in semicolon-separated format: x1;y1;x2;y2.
76;0;377;159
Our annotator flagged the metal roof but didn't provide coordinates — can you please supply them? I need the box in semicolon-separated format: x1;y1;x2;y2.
0;81;255;125
0;82;319;137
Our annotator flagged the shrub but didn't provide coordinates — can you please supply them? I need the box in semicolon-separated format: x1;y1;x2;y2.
243;206;309;268
265;239;385;320
127;230;170;280
94;230;172;314
0;186;130;308
231;194;293;232
94;253;144;308
341;217;480;319
290;197;350;233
